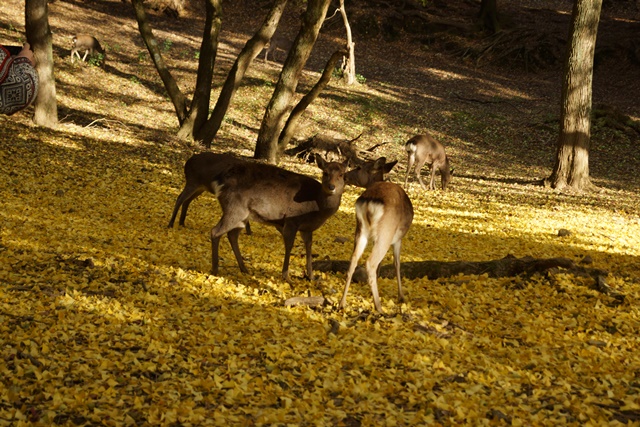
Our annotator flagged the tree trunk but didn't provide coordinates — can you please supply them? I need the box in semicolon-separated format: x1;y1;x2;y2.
339;0;356;85
200;0;289;147
548;0;602;192
478;0;500;34
254;0;332;164
278;49;346;149
25;0;57;128
132;0;188;124
178;0;221;141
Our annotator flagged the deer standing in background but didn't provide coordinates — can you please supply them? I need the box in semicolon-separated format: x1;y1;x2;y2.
404;134;452;191
209;156;348;281
263;34;292;63
168;152;251;234
71;34;105;63
339;158;414;313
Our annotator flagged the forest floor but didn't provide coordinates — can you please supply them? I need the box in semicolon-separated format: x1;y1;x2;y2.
1;0;640;425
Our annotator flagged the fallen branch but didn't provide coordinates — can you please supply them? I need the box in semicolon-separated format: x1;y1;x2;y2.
284;295;326;308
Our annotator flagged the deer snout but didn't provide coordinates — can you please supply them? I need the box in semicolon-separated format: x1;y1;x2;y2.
324;184;336;194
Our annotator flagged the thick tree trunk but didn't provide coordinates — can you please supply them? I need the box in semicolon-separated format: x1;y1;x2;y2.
132;0;188;124
278;49;346;149
178;0;221;141
25;0;57;128
478;0;500;34
200;0;288;147
548;0;602;192
254;0;332;164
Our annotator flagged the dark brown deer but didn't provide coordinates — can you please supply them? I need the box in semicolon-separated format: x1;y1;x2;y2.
403;134;452;191
168;152;251;235
339;181;414;313
345;158;397;188
263;34;292;63
210;156;348;281
71;34;105;63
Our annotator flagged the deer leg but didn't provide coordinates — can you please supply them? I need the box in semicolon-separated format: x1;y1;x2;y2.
210;211;249;275
339;226;368;309
227;227;248;273
177;189;205;227
392;240;405;303
300;231;314;280
429;163;438;190
415;159;428;190
82;50;89;61
404;152;415;188
366;232;394;313
168;186;203;227
280;224;298;281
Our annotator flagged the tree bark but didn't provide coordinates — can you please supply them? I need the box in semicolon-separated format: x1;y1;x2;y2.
178;0;222;141
338;0;356;85
132;0;188;124
547;0;602;192
200;0;289;147
254;0;332;164
478;0;500;34
25;0;58;128
278;48;346;150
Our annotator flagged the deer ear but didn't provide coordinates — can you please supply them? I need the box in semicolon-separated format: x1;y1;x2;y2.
384;160;398;173
315;155;326;169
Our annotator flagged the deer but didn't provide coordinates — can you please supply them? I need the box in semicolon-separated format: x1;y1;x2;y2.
209;156;350;281
169;154;394;234
168;152;251;235
263;34;292;63
345;158;397;188
71;34;105;63
403;134;452;191
339;173;414;313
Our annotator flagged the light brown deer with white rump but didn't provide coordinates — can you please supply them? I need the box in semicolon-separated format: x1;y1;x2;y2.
339;172;414;313
404;134;452;191
71;34;105;63
209;156;348;281
168;152;251;235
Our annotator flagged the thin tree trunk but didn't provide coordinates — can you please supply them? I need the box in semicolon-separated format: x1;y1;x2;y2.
178;0;222;141
339;0;355;85
200;0;289;147
132;0;188;124
25;0;57;128
254;0;332;163
278;49;346;149
548;0;602;191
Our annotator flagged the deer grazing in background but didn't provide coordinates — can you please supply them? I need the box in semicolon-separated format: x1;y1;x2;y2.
71;34;105;63
168;152;251;235
209;156;349;281
263;34;292;63
403;134;452;191
339;158;414;313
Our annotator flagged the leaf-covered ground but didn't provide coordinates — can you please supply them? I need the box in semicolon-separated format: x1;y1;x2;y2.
2;0;640;425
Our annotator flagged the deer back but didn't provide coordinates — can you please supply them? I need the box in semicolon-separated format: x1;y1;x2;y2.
213;158;346;227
